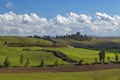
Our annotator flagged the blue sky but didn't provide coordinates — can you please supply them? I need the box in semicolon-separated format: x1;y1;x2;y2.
1;0;120;18
0;0;120;36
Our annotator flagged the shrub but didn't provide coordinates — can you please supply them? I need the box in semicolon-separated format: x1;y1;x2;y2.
85;63;90;65
78;59;84;65
94;57;98;64
4;56;10;67
4;41;7;45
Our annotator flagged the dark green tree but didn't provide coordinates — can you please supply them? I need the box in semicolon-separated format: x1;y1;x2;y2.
78;59;84;65
4;56;10;67
19;54;24;65
24;57;30;67
4;41;7;45
40;58;45;67
115;54;118;63
99;50;105;63
107;56;111;63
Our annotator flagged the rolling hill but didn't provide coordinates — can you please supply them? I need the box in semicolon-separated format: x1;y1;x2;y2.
0;36;120;66
52;37;120;49
0;36;53;47
0;46;66;66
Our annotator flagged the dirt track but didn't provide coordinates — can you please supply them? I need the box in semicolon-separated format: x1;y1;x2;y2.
0;64;120;74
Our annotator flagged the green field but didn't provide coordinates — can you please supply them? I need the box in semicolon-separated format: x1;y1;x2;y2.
0;36;53;47
0;36;120;80
46;47;120;63
0;46;66;66
112;37;120;43
0;36;120;66
0;69;120;80
52;37;111;45
0;46;120;66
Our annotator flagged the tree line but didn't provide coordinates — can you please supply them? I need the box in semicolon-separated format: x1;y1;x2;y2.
32;32;92;41
1;55;59;68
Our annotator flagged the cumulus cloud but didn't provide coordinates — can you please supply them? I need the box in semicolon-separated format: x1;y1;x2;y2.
0;11;120;36
6;1;13;9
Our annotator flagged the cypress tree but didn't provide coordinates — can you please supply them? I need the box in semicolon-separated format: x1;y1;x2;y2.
40;58;45;67
4;56;10;67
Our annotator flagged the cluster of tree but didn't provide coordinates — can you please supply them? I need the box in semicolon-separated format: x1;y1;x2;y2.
97;50;120;64
33;35;51;40
56;32;92;41
0;55;60;68
78;50;120;65
19;55;30;67
29;32;92;41
99;50;106;63
2;55;30;67
4;41;52;47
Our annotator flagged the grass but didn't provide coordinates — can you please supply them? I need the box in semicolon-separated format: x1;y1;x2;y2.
0;46;66;66
0;36;53;47
0;37;120;80
0;69;120;80
112;37;120;43
0;36;120;65
46;47;120;63
52;37;110;45
0;46;120;66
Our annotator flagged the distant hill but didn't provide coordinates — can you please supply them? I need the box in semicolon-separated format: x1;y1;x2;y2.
0;36;53;47
52;37;120;49
1;36;120;49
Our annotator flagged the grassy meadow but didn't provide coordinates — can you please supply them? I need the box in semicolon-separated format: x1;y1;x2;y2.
0;69;120;80
46;47;120;63
0;46;66;66
0;46;120;66
0;36;120;80
0;36;53;47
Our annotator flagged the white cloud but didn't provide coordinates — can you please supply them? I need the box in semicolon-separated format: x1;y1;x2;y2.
55;15;69;24
6;1;13;9
0;11;120;36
